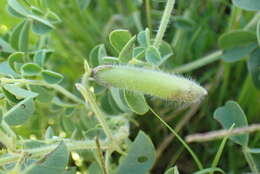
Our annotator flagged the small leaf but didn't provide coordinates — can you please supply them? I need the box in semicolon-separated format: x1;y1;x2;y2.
77;0;91;11
4;97;35;126
137;28;150;47
8;0;31;18
133;47;145;60
18;20;30;52
33;49;53;67
8;52;24;72
174;16;195;31
30;85;54;103
164;166;179;174
213;101;249;146
124;91;149;115
222;43;257;62
89;44;106;67
232;0;260;11
119;35;136;63
3;84;38;100
219;30;256;49
247;48;260;89
115;131;156;174
109;29;132;53
29;15;55;35
45;126;55;139
0;38;15;53
110;88;130;112
145;46;162;66
23;142;70;174
88;162;102;174
42;70;64;84
219;30;257;62
21;63;42;76
10;22;25;50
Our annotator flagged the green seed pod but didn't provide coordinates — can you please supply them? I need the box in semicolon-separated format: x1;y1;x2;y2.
93;65;207;102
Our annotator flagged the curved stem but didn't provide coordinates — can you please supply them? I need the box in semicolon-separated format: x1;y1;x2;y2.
243;146;259;174
153;0;176;48
172;50;223;73
150;107;204;170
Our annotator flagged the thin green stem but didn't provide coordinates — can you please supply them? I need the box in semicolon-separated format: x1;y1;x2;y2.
172;50;223;73
210;124;234;174
153;0;176;48
75;83;113;141
149;107;203;170
145;0;152;31
243;146;259;174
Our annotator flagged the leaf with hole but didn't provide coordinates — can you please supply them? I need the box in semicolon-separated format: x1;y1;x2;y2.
4;97;35;126
21;63;42;76
213;101;249;146
115;131;156;174
23;141;70;174
247;48;260;89
124;91;149;115
41;70;64;84
109;29;132;53
232;0;260;11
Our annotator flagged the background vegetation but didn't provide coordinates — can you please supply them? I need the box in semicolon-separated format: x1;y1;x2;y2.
0;0;259;173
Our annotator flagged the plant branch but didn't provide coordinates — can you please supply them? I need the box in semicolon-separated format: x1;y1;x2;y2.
153;0;176;47
186;123;260;143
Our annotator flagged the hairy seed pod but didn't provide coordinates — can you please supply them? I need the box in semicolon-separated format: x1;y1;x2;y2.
93;65;207;102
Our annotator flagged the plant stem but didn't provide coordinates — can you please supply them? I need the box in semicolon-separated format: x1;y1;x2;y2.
153;0;176;48
145;0;152;31
150;108;203;170
0;140;109;166
243;146;259;174
172;50;223;73
75;83;113;141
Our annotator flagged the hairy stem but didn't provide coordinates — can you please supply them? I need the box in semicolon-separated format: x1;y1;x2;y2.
153;0;175;48
75;83;113;141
